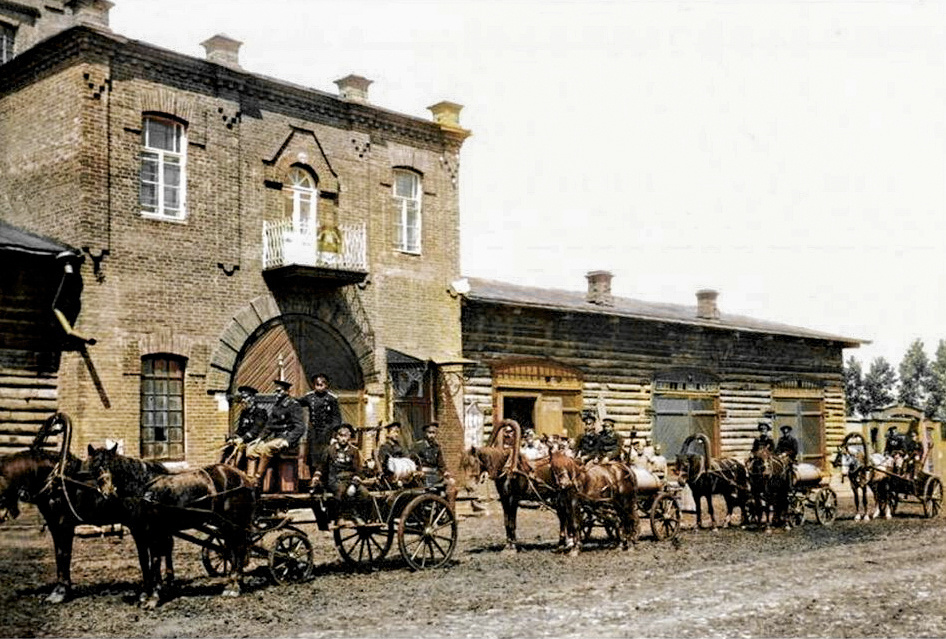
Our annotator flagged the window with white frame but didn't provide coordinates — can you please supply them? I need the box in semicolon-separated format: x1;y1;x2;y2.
284;167;317;235
140;355;185;461
393;169;421;253
0;23;14;64
140;116;186;220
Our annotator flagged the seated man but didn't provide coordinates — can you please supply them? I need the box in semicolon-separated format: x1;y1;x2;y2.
244;379;305;485
751;422;775;455
520;428;548;462
774;425;799;462
223;385;269;466
312;423;370;521
576;411;600;463
411;422;457;509
376;421;418;484
596;418;622;462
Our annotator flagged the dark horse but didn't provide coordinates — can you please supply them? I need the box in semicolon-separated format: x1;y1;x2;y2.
0;413;137;603
676;434;749;530
458;445;579;553
746;448;793;530
831;432;890;521
549;451;639;550
87;444;256;608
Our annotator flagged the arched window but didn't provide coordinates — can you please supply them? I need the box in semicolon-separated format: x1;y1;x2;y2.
140;115;186;220
140;355;185;460
393;169;421;253
285;166;318;236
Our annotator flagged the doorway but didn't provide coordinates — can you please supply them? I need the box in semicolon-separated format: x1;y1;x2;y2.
503;396;536;432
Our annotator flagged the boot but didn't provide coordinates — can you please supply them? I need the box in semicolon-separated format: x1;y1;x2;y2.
255;456;271;488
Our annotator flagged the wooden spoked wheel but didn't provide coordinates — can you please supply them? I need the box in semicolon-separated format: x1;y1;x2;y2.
200;533;232;577
397;494;457;571
333;521;393;568
923;477;943;519
649;492;681;541
268;530;313;584
814;487;838;525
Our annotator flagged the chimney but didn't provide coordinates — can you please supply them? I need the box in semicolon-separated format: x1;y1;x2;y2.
200;34;243;69
696;289;720;320
334;75;372;104
67;0;113;30
428;101;464;128
586;270;614;306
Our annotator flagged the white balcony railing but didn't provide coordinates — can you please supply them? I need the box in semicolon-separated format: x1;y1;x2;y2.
262;219;367;272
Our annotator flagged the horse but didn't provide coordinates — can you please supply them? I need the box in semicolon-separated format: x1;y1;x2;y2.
550;452;639;551
675;434;749;530
831;433;891;521
86;444;256;609
0;413;147;603
746;448;793;531
458;445;578;554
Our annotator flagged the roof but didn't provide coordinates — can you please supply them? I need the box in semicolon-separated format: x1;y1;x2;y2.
0;219;79;257
462;277;868;347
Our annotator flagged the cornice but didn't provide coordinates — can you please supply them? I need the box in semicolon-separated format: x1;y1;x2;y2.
0;25;467;152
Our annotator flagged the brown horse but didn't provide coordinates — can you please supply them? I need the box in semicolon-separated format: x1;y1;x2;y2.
0;413;142;603
550;452;639;550
676;434;749;530
746;448;793;530
458;445;578;553
87;444;256;608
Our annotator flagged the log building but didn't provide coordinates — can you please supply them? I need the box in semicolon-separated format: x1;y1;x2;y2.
460;271;865;467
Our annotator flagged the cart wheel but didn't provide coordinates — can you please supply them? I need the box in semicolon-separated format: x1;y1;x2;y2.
268;529;313;584
333;521;393;568
813;487;838;525
649;492;681;541
397;494;457;571
201;533;232;577
922;477;943;519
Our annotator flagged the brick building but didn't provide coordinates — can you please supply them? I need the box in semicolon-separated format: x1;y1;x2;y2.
0;1;471;468
460;272;866;467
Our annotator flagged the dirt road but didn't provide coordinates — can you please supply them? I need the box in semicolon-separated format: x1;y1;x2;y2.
1;491;944;638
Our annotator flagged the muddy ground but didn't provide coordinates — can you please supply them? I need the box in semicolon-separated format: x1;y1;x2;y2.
1;482;945;639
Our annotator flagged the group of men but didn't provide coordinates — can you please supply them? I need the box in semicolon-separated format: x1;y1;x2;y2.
228;375;453;508
750;422;799;461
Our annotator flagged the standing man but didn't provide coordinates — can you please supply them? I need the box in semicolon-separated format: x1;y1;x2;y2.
576;410;600;463
245;379;305;485
411;422;457;509
299;373;342;481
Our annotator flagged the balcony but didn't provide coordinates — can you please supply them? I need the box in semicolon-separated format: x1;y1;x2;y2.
262;219;368;285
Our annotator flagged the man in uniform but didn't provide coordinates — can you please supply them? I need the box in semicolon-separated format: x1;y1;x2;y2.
751;422;775;455
774;425;799;462
224;385;268;466
576;411;600;463
884;426;908;473
376;421;416;483
411;422;457;509
596;417;622;461
245;379;305;485
312;423;369;521
298;373;342;480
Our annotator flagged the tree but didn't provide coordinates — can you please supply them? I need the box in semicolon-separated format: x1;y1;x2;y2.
862;357;897;416
898;339;932;411
927;339;946;420
843;356;866;417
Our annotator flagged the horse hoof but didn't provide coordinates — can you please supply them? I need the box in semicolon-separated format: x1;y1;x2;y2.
854;514;862;521
222;586;240;598
46;589;67;604
142;596;159;611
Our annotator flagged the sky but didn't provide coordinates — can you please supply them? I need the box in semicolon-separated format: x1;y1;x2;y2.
109;0;946;372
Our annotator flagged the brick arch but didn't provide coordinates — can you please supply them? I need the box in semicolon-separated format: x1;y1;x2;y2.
206;292;376;393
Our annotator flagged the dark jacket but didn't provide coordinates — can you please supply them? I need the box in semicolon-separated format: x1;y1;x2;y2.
751;434;775;454
378;438;409;473
596;429;621;461
321;441;364;492
412;438;446;473
884;433;907;456
299;390;341;468
775;433;799;461
234;401;268;441
262;394;305;447
577;432;598;459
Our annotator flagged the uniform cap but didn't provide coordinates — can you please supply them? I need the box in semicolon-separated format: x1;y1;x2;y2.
424;421;440;431
237;385;258;396
581;410;596;422
384;421;402;431
780;425;792;432
757;422;771;432
602;418;615;426
273;379;292;391
335;422;355;435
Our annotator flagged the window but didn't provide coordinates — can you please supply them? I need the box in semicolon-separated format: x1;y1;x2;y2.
141;356;185;460
393;169;421;253
653;395;718;460
284;167;317;235
0;23;14;64
140;116;186;219
773;396;823;466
